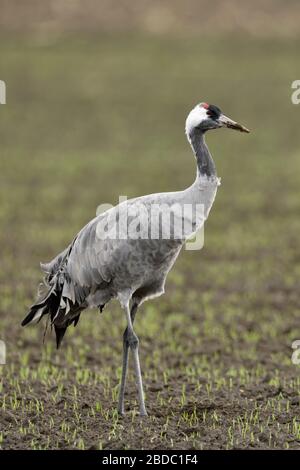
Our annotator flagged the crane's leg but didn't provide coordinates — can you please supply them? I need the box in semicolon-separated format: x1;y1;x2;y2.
118;302;147;416
117;302;138;415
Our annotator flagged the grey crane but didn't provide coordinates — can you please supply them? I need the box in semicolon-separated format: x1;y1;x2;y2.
22;102;249;416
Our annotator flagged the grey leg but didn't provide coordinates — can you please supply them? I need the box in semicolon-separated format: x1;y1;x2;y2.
117;329;130;415
117;303;139;415
118;302;147;416
129;332;147;416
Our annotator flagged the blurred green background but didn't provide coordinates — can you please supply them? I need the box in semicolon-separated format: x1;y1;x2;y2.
1;0;300;450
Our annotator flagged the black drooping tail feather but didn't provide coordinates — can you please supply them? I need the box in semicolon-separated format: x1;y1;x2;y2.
22;274;81;349
21;284;58;325
22;240;85;348
54;325;67;349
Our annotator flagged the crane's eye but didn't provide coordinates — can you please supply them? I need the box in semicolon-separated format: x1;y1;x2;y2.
207;110;216;119
207;104;221;120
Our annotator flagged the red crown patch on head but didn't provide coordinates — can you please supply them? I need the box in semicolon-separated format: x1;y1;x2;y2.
201;102;209;109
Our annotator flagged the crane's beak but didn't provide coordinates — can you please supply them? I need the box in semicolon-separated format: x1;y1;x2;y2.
218;114;250;133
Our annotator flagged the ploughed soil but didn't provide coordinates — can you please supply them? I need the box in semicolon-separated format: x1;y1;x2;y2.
2;279;300;450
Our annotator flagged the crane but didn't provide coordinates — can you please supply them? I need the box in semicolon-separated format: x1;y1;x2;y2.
22;102;249;416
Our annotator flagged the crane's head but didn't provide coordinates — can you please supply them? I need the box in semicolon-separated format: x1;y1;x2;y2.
185;102;250;137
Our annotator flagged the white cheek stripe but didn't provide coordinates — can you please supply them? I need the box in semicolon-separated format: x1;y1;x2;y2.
185;105;208;137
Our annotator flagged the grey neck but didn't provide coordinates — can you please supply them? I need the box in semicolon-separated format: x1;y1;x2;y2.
189;128;216;178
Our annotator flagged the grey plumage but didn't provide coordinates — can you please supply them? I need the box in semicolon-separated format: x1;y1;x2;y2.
22;102;249;415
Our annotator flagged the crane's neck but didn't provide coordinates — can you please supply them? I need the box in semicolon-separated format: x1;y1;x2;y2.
188;128;216;179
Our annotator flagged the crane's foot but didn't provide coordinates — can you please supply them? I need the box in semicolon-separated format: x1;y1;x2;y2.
117;400;125;416
117;406;148;417
117;402;148;416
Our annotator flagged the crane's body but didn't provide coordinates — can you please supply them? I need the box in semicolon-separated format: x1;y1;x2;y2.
22;102;249;415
